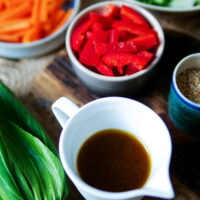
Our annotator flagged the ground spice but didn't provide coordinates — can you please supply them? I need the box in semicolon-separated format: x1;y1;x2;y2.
176;68;200;104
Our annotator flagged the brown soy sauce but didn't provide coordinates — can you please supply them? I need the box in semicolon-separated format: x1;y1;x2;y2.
77;129;151;192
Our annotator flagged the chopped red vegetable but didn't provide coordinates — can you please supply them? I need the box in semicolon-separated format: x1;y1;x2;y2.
89;12;113;29
89;29;108;42
71;19;92;51
126;51;154;75
79;40;100;66
112;20;156;36
95;41;138;56
102;3;120;18
128;34;157;51
108;29;119;43
71;3;159;77
120;5;149;28
102;51;153;74
96;60;114;76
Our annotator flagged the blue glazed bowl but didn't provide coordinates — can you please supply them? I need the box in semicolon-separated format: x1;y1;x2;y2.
168;53;200;133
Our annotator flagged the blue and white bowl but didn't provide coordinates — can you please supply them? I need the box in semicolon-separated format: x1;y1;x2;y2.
168;53;200;133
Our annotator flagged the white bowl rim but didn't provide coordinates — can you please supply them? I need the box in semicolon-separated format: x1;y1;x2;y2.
66;0;165;82
0;0;81;48
125;0;200;13
172;52;200;109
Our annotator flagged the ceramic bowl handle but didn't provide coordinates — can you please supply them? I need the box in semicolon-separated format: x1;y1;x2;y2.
52;97;79;128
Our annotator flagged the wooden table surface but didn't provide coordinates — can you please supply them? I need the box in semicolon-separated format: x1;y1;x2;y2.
20;31;200;200
20;1;200;199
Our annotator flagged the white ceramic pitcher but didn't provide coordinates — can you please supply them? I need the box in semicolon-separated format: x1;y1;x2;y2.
52;97;175;200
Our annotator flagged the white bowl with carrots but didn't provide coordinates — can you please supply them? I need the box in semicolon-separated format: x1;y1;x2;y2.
66;1;165;96
0;0;80;58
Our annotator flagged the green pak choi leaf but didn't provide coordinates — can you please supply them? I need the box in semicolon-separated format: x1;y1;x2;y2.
0;120;69;200
0;81;57;156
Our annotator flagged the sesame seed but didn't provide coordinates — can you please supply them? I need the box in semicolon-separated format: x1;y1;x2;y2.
176;68;200;104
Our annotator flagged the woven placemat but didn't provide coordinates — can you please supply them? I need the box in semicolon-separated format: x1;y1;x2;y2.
0;53;56;96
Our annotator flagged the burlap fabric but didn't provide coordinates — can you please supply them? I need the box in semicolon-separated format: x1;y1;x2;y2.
0;54;56;96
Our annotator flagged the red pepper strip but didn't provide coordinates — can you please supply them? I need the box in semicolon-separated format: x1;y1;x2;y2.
138;50;154;62
112;20;156;36
120;5;149;28
90;28;108;42
126;64;140;75
86;31;92;40
126;51;153;74
102;53;134;74
95;41;138;56
102;3;120;18
126;51;153;75
92;22;103;31
89;12;114;29
108;29;119;43
128;34;157;51
95;60;114;76
119;30;131;41
71;19;92;52
102;51;153;74
79;40;100;66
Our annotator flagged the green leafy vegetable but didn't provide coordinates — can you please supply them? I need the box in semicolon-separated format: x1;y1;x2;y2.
0;81;57;155
136;0;200;7
0;82;69;200
0;120;68;200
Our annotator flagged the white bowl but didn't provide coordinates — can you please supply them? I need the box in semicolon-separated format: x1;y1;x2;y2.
66;1;165;96
0;0;81;58
124;0;200;16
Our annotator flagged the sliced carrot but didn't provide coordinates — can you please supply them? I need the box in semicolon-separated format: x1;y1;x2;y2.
0;1;5;11
0;0;72;43
49;0;65;15
1;0;10;9
31;0;41;25
22;25;42;43
48;8;73;35
0;30;26;42
43;13;55;33
0;2;32;21
0;19;30;33
55;9;66;24
6;0;33;8
43;4;66;33
40;0;48;23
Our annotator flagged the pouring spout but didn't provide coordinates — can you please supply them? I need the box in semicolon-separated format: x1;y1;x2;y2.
144;166;175;199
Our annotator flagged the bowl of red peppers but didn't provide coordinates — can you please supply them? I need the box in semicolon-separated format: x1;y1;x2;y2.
66;1;165;95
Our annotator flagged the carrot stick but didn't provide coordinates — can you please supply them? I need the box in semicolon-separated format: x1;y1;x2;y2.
48;8;73;35
31;0;41;25
1;0;10;8
55;10;66;24
48;0;65;16
0;1;4;11
22;25;41;43
0;0;71;43
0;19;30;33
40;0;48;23
7;0;33;8
0;2;32;21
0;31;26;42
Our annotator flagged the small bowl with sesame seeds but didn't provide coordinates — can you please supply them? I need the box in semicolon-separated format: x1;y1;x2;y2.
168;53;200;134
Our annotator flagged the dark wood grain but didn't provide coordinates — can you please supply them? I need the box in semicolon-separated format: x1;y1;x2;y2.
27;31;200;200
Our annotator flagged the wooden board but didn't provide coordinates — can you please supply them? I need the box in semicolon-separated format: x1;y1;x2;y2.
22;31;200;200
